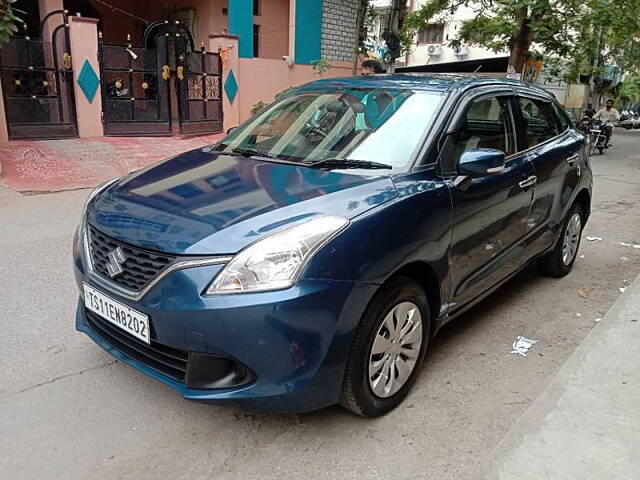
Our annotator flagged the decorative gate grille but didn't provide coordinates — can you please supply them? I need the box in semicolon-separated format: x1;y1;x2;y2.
0;12;77;140
99;36;172;136
175;39;223;135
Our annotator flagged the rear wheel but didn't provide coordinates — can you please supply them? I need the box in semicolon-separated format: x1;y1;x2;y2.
538;203;584;277
598;146;605;154
340;277;430;417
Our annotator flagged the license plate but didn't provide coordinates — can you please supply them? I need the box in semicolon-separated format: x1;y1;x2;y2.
83;283;151;344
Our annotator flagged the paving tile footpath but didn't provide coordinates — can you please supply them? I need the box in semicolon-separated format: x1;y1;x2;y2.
0;134;223;193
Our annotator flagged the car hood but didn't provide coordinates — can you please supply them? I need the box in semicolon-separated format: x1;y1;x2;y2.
88;148;398;255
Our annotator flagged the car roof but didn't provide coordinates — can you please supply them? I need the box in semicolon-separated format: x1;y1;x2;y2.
299;73;552;97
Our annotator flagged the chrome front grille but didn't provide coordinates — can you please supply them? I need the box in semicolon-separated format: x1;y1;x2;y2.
88;226;176;292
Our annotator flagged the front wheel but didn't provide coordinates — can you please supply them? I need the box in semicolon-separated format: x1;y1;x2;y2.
538;203;584;277
598;146;605;154
340;277;430;417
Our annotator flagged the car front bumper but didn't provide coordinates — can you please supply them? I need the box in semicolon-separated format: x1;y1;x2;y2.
73;238;377;413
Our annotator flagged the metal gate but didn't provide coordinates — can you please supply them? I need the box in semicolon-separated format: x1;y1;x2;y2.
175;38;223;135
99;21;223;137
0;10;77;140
99;35;172;136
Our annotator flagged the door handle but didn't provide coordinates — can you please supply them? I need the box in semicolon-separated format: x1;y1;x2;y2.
567;154;579;166
518;175;537;189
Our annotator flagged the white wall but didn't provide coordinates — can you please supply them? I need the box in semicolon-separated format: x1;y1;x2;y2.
405;3;507;66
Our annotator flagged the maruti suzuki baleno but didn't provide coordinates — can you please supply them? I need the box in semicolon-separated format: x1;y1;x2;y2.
74;75;592;417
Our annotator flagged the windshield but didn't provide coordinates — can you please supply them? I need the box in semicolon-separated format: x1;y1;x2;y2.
214;88;443;169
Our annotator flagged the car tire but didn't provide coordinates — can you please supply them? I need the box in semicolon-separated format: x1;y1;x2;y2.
538;203;584;278
340;276;430;417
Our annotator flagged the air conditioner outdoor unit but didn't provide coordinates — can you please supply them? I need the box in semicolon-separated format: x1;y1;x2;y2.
426;44;442;56
452;45;468;56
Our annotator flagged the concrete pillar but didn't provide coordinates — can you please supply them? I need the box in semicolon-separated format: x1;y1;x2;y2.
228;0;253;58
68;16;103;138
209;34;240;132
38;0;64;40
0;80;8;142
288;0;296;59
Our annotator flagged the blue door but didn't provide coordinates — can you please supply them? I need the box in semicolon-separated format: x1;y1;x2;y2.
512;93;586;258
444;92;536;310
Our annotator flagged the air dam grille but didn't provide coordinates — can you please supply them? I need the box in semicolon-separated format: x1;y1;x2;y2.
86;309;189;382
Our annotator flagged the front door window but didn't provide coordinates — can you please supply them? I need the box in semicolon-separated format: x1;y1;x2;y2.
451;96;516;163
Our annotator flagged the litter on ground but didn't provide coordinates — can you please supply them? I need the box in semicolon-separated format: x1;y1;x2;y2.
618;242;640;249
511;336;538;356
586;236;603;241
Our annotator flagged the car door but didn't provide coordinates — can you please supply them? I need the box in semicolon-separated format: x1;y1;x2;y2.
441;90;536;311
512;92;585;259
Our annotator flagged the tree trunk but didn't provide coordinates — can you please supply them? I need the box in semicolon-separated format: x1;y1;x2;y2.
508;8;534;74
385;0;406;73
352;0;365;75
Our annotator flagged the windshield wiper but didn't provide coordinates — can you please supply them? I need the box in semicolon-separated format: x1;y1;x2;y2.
231;147;279;159
305;158;392;170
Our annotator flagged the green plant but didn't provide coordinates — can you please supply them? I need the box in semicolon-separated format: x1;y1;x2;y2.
0;0;24;44
274;86;294;100
250;100;267;116
250;86;294;116
311;59;333;78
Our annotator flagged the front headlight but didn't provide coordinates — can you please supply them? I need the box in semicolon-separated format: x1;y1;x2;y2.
206;216;349;294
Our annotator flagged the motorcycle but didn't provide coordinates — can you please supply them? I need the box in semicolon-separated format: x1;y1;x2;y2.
588;119;610;155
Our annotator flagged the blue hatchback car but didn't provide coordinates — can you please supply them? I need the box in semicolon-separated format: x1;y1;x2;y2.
74;74;592;416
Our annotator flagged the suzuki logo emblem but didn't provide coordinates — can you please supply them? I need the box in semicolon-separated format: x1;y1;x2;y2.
106;246;126;279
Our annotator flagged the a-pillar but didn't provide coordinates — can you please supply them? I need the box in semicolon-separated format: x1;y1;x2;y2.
68;16;103;137
209;35;240;132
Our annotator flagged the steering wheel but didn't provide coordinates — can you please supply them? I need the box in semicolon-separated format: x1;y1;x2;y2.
308;125;328;138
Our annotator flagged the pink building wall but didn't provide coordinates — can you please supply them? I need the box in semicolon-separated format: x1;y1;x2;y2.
85;0;229;45
236;58;353;123
254;0;289;59
172;0;229;47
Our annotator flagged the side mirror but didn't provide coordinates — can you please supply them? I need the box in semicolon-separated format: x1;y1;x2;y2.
458;148;506;177
226;126;238;135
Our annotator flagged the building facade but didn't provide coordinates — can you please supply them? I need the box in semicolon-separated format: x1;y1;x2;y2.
368;0;506;67
0;0;358;141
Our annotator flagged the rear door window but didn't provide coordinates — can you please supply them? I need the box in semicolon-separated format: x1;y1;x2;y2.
517;97;559;148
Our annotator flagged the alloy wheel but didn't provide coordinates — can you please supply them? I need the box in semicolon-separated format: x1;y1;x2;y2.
562;212;582;265
368;301;423;398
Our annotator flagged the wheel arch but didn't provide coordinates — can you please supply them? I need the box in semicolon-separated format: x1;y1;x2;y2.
574;188;591;221
385;261;442;334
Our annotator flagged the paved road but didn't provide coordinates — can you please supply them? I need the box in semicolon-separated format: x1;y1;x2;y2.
1;130;639;480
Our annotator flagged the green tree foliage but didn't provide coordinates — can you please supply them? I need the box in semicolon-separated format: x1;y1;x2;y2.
400;0;640;76
617;75;640;107
358;0;378;56
0;0;24;44
567;0;640;81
